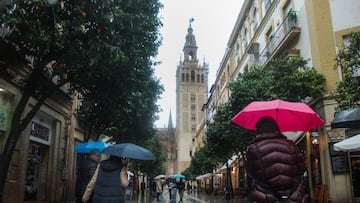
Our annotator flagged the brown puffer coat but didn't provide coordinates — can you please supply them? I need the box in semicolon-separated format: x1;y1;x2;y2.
245;132;306;203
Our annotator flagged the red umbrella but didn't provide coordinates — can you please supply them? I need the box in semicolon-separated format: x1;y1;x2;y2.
231;99;325;132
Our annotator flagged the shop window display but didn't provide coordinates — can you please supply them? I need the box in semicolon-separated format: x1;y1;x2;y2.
351;154;360;202
24;144;41;201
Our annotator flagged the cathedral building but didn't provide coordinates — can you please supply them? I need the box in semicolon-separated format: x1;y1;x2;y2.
155;111;176;176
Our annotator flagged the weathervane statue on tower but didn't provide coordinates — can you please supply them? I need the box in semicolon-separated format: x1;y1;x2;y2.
189;17;194;26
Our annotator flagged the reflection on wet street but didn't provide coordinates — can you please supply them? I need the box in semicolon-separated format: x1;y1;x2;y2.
128;188;248;203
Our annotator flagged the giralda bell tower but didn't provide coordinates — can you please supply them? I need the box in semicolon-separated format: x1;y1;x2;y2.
175;19;208;173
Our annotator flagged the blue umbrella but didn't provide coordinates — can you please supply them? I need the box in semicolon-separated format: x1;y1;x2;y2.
75;141;112;153
171;174;186;179
103;143;156;160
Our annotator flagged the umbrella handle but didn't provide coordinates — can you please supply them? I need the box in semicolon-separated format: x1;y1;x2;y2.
122;158;129;165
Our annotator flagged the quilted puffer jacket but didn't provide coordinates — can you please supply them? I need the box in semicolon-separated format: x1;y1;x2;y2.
245;132;306;203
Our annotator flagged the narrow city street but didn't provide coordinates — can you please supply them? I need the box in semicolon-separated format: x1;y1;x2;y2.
127;189;248;203
2;0;360;202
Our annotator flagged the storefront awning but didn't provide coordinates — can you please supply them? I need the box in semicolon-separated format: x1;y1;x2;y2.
283;131;304;143
218;155;238;171
331;108;360;129
196;173;212;180
334;133;360;152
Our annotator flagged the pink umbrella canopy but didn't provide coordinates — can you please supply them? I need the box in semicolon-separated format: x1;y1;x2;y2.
231;99;325;132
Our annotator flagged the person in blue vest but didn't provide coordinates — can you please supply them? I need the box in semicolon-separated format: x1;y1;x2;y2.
82;155;129;203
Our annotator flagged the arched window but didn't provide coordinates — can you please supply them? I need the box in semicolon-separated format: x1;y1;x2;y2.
189;51;194;61
191;70;195;82
186;73;189;82
191;113;196;121
201;74;204;83
182;73;185;82
197;74;200;82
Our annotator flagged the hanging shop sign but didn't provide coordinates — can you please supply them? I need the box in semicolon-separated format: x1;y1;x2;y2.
30;121;50;145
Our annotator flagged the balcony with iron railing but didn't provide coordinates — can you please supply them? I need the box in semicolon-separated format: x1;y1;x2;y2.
258;11;301;67
264;0;272;12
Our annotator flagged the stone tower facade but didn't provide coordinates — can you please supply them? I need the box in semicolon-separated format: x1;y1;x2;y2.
175;20;208;173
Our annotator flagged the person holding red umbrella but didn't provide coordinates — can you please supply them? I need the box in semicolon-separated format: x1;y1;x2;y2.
245;116;307;203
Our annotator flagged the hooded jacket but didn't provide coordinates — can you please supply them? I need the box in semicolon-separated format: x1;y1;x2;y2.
245;132;306;203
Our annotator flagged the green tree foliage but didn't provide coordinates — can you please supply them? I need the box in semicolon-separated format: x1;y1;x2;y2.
332;32;360;110
190;57;325;176
186;146;219;178
0;0;163;199
182;168;195;181
230;57;325;108
205;104;252;165
130;136;166;178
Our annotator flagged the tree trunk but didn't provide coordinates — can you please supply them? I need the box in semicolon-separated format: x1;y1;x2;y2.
0;90;30;203
0;125;22;203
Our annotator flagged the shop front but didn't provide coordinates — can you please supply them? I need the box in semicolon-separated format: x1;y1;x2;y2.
0;85;14;151
328;107;360;202
281;130;324;201
25;142;48;201
332;132;360;202
24;118;52;202
1;79;72;202
350;153;360;202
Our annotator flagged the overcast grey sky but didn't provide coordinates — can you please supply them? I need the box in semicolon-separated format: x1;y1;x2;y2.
154;0;244;128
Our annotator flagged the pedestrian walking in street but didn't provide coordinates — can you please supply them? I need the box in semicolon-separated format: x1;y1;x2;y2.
75;151;101;203
176;178;185;202
168;179;177;203
150;179;157;198
82;155;129;203
186;182;192;193
156;178;163;201
245;116;307;203
141;181;146;196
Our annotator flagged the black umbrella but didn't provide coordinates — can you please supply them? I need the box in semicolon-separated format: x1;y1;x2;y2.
103;143;156;160
331;108;360;129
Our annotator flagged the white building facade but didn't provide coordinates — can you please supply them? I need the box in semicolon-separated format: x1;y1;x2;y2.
197;0;360;202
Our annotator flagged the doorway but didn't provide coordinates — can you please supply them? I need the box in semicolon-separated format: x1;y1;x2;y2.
24;142;48;201
351;153;360;202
